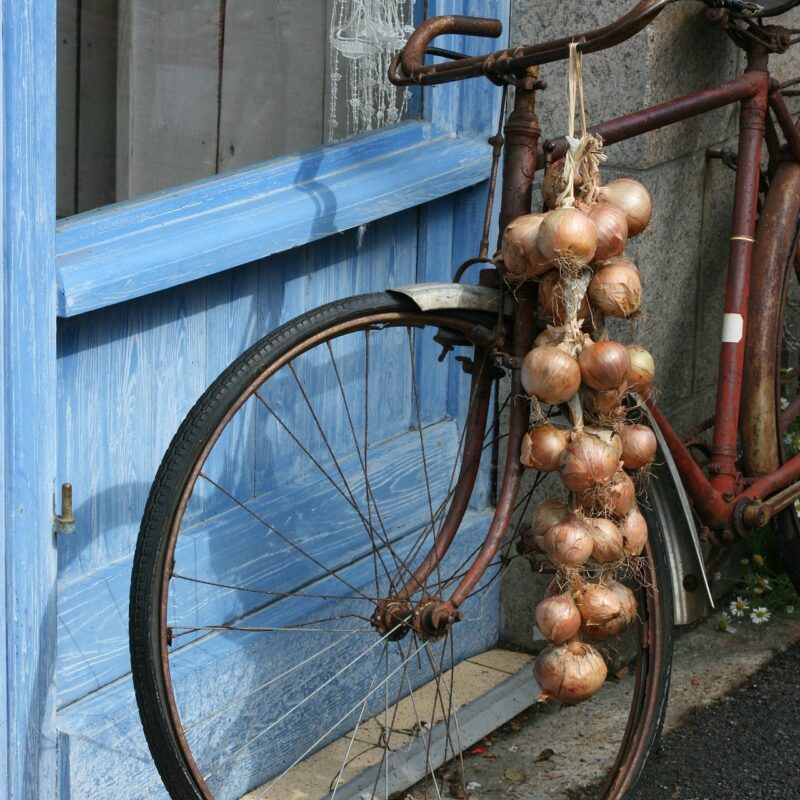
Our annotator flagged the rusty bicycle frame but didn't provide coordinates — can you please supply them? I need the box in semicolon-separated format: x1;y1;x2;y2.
381;0;800;636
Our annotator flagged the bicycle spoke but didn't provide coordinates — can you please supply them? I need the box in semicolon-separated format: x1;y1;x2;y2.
205;619;412;783
326;338;385;603
254;391;408;587
328;668;381;799
198;471;374;605
404;665;444;800
169;616;370;638
183;628;365;735
286;360;408;587
252;638;432;798
171;571;383;603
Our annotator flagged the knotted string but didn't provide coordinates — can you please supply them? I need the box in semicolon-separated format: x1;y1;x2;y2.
555;43;606;209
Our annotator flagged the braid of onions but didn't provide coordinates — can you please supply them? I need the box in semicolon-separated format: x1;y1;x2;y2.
502;133;659;705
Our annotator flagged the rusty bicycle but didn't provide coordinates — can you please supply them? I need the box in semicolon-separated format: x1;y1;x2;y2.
130;1;800;798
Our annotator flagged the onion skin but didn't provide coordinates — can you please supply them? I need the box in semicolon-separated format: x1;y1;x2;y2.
559;430;622;493
620;507;648;556
582;581;637;639
521;345;581;405
588;517;625;563
626;345;655;395
609;581;638;624
502;213;551;278
581;470;637;519
584;201;628;261
588;256;642;319
534;639;608;704
544;512;594;569
533;499;570;538
538;270;590;325
535;593;582;644
598;178;652;237
575;582;625;641
520;423;570;471
534;325;565;348
542;157;582;210
581;386;625;420
537;207;598;265
619;423;657;470
578;340;631;391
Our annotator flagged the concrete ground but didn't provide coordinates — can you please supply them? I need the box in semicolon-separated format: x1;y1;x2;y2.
410;615;800;800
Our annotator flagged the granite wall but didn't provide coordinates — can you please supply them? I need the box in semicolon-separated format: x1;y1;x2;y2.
499;0;800;646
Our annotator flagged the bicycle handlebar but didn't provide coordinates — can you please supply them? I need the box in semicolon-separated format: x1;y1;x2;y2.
389;0;742;87
391;0;680;86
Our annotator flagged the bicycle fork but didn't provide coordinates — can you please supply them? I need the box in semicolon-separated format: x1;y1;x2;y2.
372;77;544;641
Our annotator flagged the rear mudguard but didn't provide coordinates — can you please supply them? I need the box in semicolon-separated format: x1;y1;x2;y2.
392;281;711;625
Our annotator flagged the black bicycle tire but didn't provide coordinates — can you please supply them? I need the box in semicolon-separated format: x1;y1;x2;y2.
129;290;674;800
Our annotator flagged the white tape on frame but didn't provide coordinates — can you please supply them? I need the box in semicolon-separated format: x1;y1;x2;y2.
721;313;744;344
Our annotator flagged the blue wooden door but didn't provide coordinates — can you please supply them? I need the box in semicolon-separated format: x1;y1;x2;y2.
2;2;510;798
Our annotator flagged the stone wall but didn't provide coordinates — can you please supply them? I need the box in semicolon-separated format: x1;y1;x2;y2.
498;0;800;646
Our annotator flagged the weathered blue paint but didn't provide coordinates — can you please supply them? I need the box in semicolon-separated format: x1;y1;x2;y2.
50;2;511;797
3;1;58;799
58;512;499;800
56;123;493;317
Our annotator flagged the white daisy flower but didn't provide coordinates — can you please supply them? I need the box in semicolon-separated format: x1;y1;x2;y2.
756;575;772;591
716;612;736;634
750;607;771;625
730;596;749;617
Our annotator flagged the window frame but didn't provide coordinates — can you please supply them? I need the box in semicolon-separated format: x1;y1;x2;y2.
55;0;510;317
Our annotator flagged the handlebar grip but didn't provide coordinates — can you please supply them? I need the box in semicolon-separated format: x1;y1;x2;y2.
400;15;503;81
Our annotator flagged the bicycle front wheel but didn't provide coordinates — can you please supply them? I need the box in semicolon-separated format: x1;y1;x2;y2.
130;290;672;800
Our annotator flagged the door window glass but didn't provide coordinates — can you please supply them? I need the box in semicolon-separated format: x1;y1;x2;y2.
57;0;417;217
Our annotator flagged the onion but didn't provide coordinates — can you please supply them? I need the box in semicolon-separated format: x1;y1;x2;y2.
533;499;570;538
534;638;608;704
575;582;624;638
534;325;565;348
544;512;594;569
578;340;631;391
520;423;570;471
502;213;551;278
521;345;581;405
588;517;625;563
539;270;590;325
581;470;637;518
609;581;638;624
583;201;628;261
559;430;622;493
588;256;642;318
598;178;652;237
626;345;655;395
581;386;625;420
535;593;582;644
619;423;657;470
537;207;598;265
541;157;582;209
582;581;637;639
620;507;648;556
